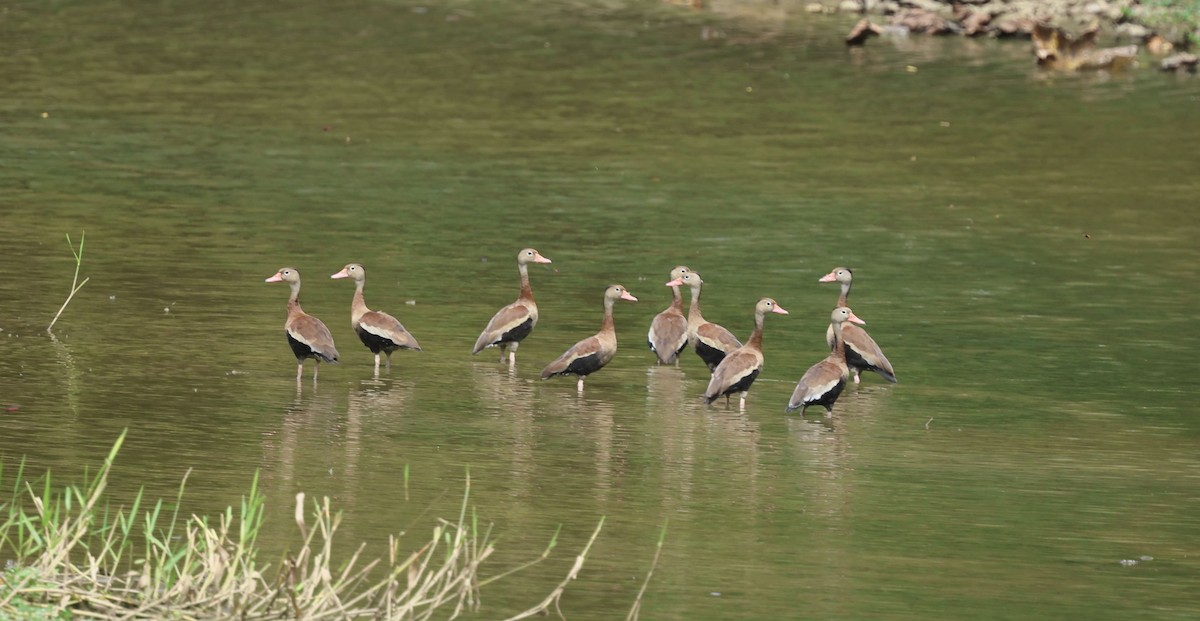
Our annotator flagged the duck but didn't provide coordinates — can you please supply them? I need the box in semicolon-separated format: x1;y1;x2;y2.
786;307;865;416
472;248;552;364
818;267;897;383
330;263;421;373
647;265;691;365
665;271;742;372
703;297;788;409
541;284;638;392
265;267;339;382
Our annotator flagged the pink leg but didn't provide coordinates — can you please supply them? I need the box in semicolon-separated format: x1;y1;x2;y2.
853;370;861;385
296;362;304;383
576;377;585;393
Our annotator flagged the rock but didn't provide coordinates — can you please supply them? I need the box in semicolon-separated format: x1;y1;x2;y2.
1160;53;1198;72
992;13;1038;38
904;0;945;12
953;4;993;36
1115;23;1151;40
838;0;863;13
892;8;956;35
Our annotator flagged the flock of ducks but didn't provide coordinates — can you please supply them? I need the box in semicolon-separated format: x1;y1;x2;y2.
265;248;897;415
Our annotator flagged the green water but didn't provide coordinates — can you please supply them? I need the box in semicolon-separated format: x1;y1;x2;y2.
3;0;1199;618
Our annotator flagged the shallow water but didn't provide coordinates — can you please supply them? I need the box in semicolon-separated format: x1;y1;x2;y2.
2;0;1199;618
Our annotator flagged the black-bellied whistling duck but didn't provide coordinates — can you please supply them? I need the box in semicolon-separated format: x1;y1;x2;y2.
330;263;422;374
473;248;552;364
265;267;339;382
541;284;638;393
647;265;691;365
786;307;865;415
819;267;897;383
704;297;788;409
665;271;742;372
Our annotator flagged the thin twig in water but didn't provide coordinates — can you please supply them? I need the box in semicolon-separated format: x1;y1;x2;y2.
626;519;668;621
47;231;89;333
925;417;933;430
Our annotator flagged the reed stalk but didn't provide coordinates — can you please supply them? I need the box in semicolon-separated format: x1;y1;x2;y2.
46;231;90;334
625;519;668;621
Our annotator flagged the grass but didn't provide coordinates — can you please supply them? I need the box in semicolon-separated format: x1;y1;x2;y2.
0;432;608;620
1134;0;1200;43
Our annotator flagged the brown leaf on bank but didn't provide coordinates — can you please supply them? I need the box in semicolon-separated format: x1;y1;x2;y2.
1145;34;1174;56
1032;23;1137;71
845;18;883;46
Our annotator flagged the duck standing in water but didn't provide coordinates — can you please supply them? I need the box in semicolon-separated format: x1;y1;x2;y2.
704;297;788;409
265;267;339;383
541;284;638;393
331;263;421;374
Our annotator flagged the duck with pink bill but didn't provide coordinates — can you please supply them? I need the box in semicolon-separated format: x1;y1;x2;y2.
265;268;339;383
786;306;866;416
818;267;897;383
541;284;638;393
704;297;789;409
666;271;742;372
331;263;422;374
647;265;691;365
472;248;553;364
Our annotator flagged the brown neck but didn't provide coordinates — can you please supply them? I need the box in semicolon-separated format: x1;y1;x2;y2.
837;282;850;308
669;284;683;311
287;295;304;318
687;284;702;322
518;262;534;301
831;322;847;362
601;296;616;334
351;281;369;319
747;310;765;350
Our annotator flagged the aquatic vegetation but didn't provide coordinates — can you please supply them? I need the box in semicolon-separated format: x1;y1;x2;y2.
46;231;89;334
0;432;603;620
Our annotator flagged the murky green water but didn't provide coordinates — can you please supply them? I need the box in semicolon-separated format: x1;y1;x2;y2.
3;0;1199;618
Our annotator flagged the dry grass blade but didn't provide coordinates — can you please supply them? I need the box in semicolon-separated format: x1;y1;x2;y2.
626;519;668;621
501;516;606;621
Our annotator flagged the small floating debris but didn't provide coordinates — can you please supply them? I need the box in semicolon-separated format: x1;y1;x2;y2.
1119;559;1138;567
